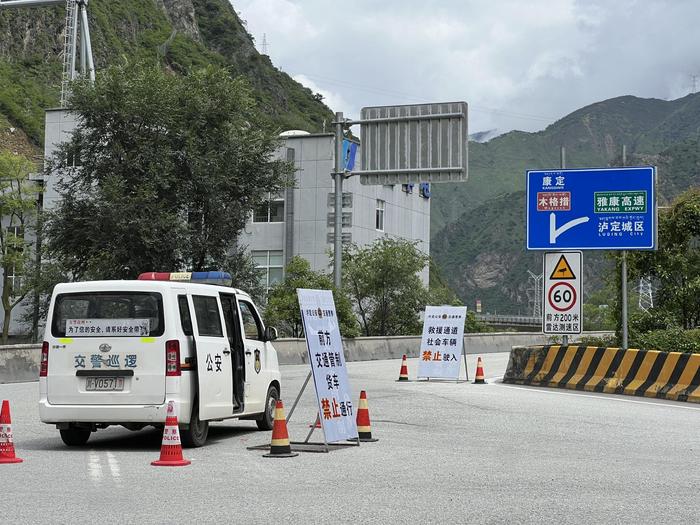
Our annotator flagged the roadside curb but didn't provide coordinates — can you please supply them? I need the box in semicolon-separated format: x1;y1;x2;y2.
503;345;700;403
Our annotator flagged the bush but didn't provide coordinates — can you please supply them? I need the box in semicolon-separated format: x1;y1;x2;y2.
577;334;617;347
633;328;700;354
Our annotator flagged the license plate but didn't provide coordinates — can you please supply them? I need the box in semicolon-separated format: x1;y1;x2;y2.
85;377;125;391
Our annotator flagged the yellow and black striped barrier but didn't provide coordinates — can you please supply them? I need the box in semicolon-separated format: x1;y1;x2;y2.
503;345;700;403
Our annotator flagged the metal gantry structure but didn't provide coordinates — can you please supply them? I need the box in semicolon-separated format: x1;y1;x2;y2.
638;276;654;313
527;270;543;318
0;0;95;107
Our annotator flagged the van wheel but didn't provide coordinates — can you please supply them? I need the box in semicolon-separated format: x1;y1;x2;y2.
256;385;279;431
181;401;209;448
60;428;91;446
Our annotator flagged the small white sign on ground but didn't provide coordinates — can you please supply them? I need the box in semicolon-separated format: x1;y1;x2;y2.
297;289;358;443
543;252;583;335
417;306;467;379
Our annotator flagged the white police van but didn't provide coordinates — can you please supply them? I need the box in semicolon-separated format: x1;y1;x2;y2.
39;271;281;447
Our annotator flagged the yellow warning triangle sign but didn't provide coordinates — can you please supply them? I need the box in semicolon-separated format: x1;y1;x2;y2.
550;254;576;280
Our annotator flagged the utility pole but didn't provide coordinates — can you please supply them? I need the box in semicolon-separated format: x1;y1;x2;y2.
333;112;345;289
621;144;628;349
639;276;653;313
560;145;569;347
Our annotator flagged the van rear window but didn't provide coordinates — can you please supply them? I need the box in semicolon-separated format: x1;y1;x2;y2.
51;292;165;337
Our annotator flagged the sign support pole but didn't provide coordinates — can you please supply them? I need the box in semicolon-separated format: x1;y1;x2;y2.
333;111;344;289
621;145;628;349
286;371;312;423
560;145;569;348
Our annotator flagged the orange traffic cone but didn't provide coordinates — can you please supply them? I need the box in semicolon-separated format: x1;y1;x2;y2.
474;356;486;384
263;400;298;458
151;401;190;467
397;354;409;382
0;400;22;464
356;390;378;442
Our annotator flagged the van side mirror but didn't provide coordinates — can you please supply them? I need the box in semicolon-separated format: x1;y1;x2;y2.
264;326;278;342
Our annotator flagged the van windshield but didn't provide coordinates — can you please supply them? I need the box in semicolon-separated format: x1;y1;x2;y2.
51;292;165;337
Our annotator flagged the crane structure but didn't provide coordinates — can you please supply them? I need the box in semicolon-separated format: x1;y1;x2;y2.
0;0;95;107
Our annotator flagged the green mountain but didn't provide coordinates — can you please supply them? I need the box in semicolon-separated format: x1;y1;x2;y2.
432;95;700;313
432;94;700;234
0;0;333;149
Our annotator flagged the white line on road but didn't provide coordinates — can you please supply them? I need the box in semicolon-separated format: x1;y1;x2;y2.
495;382;700;411
87;451;103;484
106;452;122;486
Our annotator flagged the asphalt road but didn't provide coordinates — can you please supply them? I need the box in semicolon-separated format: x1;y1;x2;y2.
2;353;699;524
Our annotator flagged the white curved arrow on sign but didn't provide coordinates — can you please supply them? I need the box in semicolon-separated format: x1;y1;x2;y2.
549;212;589;244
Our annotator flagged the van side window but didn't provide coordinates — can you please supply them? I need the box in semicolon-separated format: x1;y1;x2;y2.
178;295;193;336
192;296;223;337
238;300;263;340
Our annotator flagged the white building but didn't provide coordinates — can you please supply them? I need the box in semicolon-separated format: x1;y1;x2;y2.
240;131;431;292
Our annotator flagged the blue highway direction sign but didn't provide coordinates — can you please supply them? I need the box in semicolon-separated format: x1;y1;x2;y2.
526;167;656;250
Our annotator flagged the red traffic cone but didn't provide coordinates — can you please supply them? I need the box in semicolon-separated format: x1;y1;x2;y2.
0;400;22;464
151;401;190;467
474;356;486;384
356;391;378;442
397;354;409;382
263;400;298;458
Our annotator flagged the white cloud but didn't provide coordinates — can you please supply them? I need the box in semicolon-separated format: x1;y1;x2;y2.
234;0;700;133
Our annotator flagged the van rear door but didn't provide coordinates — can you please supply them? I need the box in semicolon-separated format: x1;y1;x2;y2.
46;291;166;405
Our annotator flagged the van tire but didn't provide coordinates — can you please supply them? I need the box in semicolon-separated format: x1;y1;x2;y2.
256;385;279;431
181;401;209;448
60;428;91;446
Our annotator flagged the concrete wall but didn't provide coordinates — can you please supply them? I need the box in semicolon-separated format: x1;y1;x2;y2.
0;332;612;383
0;344;41;383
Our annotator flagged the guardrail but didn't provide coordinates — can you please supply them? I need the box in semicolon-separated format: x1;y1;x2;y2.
475;314;541;326
503;345;700;404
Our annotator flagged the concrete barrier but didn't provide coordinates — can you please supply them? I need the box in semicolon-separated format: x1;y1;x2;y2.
0;332;613;384
0;344;41;384
503;345;700;404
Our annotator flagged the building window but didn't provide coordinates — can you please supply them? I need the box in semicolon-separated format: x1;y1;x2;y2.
375;200;385;231
253;194;284;223
252;250;284;295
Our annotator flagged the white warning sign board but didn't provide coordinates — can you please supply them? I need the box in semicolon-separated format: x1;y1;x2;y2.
297;289;358;443
543;252;582;335
417;306;467;379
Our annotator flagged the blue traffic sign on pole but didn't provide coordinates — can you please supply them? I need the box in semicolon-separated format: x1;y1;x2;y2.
526;167;656;250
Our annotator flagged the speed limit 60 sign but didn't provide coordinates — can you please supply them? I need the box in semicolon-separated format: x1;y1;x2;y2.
543;252;582;334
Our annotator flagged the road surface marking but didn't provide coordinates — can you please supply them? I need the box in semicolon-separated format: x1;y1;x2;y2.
87;451;103;484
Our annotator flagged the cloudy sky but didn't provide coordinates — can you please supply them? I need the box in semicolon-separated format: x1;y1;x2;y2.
234;0;700;135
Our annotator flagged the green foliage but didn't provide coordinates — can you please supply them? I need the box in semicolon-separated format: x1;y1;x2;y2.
631;327;700;354
465;310;490;333
627;188;700;330
264;257;358;338
343;238;430;336
0;151;41;342
577;334;617;347
0;0;332;146
44;62;292;279
223;245;266;306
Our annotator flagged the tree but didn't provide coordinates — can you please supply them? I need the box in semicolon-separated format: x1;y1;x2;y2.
264;257;358;338
627;188;700;329
223;244;265;305
44;61;292;279
343;238;430;336
0;152;40;343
